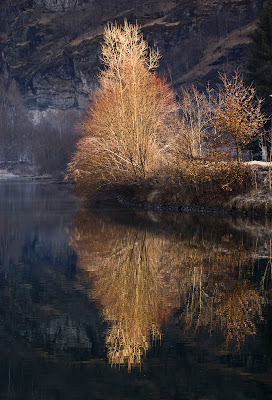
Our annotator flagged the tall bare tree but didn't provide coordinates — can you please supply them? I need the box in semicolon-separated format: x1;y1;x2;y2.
69;20;176;196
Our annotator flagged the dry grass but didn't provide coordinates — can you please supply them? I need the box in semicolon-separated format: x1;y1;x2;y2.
132;159;254;209
226;163;272;212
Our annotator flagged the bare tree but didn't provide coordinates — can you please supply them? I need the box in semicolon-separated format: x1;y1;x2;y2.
175;85;212;159
68;20;176;196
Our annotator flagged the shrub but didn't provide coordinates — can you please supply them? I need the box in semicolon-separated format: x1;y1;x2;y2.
212;71;265;162
177;158;254;206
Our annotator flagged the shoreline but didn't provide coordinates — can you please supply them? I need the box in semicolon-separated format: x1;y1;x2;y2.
72;161;272;217
0;172;71;184
116;194;272;219
1;173;271;219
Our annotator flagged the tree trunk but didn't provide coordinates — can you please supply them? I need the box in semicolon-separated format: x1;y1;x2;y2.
235;140;241;163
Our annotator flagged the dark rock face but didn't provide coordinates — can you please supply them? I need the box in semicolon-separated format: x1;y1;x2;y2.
33;0;93;12
0;0;266;111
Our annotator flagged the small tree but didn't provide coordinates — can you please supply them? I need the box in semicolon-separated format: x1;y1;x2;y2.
213;71;265;162
69;20;176;195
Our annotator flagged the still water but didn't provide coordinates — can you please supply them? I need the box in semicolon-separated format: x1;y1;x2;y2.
1;180;272;399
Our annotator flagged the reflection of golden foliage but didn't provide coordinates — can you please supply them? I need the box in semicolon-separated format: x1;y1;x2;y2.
179;248;264;348
94;232;171;370
70;209;177;369
216;281;264;349
105;321;161;370
70;209;265;367
173;235;265;348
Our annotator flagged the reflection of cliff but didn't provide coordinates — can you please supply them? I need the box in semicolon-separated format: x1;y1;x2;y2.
0;181;78;267
71;208;266;369
0;181;104;359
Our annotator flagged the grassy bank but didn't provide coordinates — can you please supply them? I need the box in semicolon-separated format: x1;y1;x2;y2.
113;162;272;214
73;160;272;217
85;161;272;216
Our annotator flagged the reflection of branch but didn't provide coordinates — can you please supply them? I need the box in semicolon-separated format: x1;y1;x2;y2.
177;239;265;349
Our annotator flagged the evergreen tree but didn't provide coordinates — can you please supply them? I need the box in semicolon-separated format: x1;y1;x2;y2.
247;0;272;110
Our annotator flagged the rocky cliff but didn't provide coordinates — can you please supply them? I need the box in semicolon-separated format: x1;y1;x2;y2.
0;0;265;111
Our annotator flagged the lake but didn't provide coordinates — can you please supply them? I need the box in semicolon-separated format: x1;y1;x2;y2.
0;180;272;399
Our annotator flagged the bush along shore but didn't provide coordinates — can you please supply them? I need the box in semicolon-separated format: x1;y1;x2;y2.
68;21;272;215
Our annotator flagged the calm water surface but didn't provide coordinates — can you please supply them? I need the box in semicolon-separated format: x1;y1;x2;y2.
1;180;272;399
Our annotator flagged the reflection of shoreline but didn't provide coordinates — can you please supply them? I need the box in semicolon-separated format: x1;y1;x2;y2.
71;208;267;369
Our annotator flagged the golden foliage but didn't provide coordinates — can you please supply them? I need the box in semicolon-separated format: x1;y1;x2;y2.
68;20;176;196
212;70;266;162
68;22;265;205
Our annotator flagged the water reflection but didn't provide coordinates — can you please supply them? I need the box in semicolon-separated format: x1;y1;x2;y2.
0;182;103;359
71;208;269;369
71;210;176;369
1;181;272;398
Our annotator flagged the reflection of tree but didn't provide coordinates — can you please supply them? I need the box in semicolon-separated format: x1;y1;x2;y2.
71;209;177;370
71;209;265;368
177;240;264;349
216;281;263;348
100;233;167;370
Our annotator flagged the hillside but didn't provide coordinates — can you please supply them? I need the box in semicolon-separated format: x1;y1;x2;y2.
0;0;265;111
